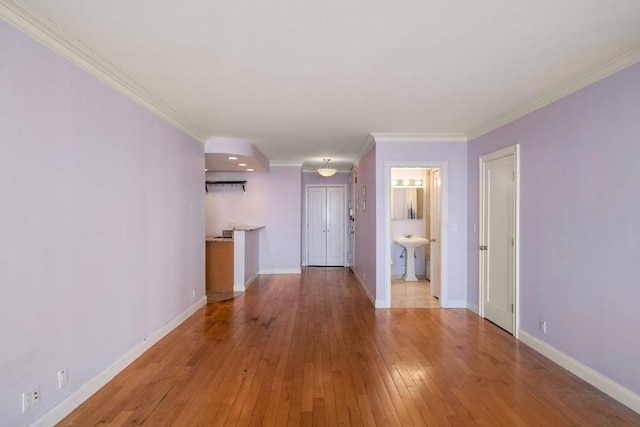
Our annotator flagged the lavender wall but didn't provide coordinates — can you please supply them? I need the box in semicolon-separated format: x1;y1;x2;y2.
376;142;468;306
468;63;640;394
353;146;377;299
302;170;350;186
205;166;302;273
244;230;259;284
0;21;205;426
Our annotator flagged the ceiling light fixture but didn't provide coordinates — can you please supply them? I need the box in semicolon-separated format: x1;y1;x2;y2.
246;168;254;172
228;156;238;160
317;159;337;177
238;163;247;167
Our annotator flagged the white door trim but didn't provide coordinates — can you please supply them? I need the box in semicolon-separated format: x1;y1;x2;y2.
382;161;449;308
479;144;520;337
304;184;348;267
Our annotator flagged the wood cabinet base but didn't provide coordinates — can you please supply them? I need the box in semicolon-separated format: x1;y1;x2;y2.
206;241;233;292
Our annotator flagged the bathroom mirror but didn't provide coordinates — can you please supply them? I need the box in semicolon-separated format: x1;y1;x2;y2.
392;188;423;220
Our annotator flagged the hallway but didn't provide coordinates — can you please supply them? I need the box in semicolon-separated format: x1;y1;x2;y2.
60;268;639;425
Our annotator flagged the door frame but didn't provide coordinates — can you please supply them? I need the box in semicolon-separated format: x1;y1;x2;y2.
479;144;520;336
430;168;442;300
304;184;348;267
383;161;449;308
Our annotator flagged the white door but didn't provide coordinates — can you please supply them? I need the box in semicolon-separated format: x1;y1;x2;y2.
308;187;326;266
480;146;518;334
430;169;442;299
308;186;345;266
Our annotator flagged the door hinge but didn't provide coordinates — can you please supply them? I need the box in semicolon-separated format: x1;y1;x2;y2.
511;304;514;313
512;237;514;247
512;171;515;181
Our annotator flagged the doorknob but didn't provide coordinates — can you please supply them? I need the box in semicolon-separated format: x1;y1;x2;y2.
479;245;488;250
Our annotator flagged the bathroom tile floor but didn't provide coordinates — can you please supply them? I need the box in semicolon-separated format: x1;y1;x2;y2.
391;277;440;308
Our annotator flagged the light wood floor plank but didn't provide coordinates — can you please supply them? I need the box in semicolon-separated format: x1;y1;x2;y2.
58;267;640;426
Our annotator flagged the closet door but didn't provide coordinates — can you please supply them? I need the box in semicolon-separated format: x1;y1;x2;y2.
307;186;345;266
308;187;327;266
325;187;345;266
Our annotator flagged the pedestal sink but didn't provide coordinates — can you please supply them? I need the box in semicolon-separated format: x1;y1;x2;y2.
394;236;429;281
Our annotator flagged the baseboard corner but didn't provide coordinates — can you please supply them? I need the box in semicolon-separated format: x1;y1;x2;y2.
466;301;479;314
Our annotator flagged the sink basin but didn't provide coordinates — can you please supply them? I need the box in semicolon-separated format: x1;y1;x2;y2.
394;236;429;281
394;236;429;249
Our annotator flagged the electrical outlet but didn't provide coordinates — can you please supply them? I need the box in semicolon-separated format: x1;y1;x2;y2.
540;320;547;334
22;384;40;412
58;368;68;389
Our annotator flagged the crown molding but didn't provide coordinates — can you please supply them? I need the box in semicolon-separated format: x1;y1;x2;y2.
357;135;376;161
467;39;640;141
0;0;208;143
355;133;467;164
369;133;468;144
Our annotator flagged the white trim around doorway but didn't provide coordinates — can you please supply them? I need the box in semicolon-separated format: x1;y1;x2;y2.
303;184;349;267
478;144;520;337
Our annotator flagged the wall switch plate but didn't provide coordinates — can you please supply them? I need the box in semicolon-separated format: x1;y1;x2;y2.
540;320;547;334
192;288;196;298
58;368;68;389
22;384;40;412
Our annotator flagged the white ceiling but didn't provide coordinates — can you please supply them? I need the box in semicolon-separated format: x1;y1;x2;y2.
9;1;640;168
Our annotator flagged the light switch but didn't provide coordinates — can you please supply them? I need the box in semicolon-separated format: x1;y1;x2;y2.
451;223;457;232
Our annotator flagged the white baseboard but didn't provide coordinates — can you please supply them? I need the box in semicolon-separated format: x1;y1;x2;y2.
234;273;259;292
518;330;640;414
443;299;467;309
374;299;387;308
466;301;479;314
259;268;301;275
352;271;376;307
30;297;207;427
245;273;259;289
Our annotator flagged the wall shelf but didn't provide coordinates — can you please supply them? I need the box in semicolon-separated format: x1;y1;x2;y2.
205;180;247;193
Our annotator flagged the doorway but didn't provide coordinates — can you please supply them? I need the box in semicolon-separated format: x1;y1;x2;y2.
479;145;519;335
388;165;443;308
307;185;346;266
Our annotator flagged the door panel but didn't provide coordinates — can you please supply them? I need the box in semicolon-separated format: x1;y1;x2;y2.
326;187;345;266
308;187;326;266
431;169;441;299
481;151;516;334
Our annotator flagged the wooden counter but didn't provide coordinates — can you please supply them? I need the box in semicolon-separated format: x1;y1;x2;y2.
205;239;233;292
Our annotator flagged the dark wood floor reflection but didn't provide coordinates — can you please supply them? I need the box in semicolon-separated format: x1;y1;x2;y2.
60;267;639;426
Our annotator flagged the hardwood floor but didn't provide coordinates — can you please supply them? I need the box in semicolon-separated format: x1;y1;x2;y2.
60;267;639;426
